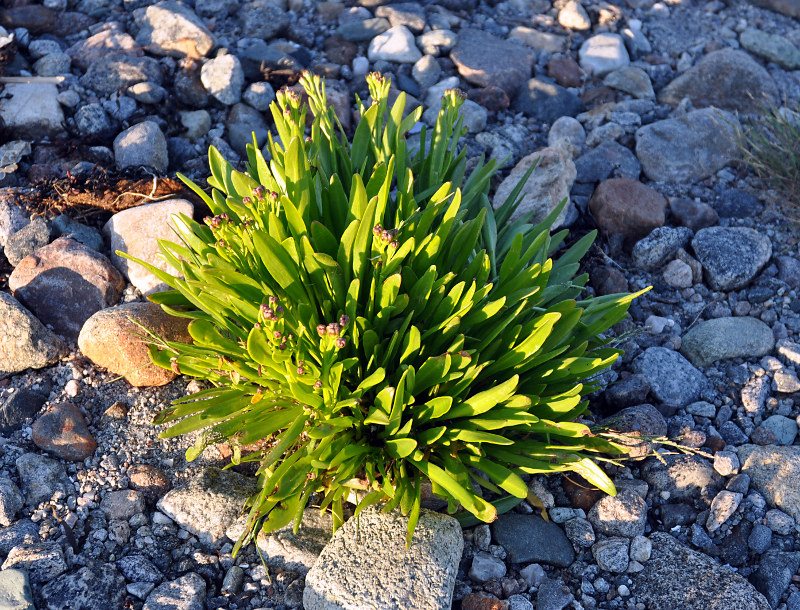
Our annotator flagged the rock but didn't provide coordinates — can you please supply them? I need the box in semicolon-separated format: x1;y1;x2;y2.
490;514;574;567
574;141;641;183
589;178;666;248
740;29;800;71
548;116;586;150
0;194;28;248
706;490;743;532
450;28;534;95
254;509;332;575
1;543;65;584
133;1;215;58
681;318;774;367
564;517;595;548
592;537;629;572
117;555;163;584
491;145;575;227
669;198;718;231
765;509;794;535
0;477;24;527
8;237;125;341
588;489;647;537
32;402;97;461
602;404;666;459
761;414;797;446
579;34;629;76
547;57;583;88
0;292;66;379
143;573;206;610
603;375;651;410
778;339;800;366
742;375;770;415
39;564;126;610
642;453;722;502
375;3;426;33
715;188;763;218
658;49;778;114
51;215;104;252
81;54;163;96
509;27;567;54
635;108;740;183
663;259;693;289
4;217;50;267
749;523;773;554
74;103;114;137
461;594;509;610
691;227;772;291
412;55;442;90
631;226;693;270
0;569;34;610
512;77;586;123
238;1;288;39
747;0;800;16
336;18;390;42
156;467;258;547
243;81;276;112
303;505;462;610
368;25;422;64
714;451;740;477
469;551;507;583
558;1;591;30
101;490;145;521
78;302;191;387
633;532;770;609
632;348;707;407
33;52;71;77
224;103;269;153
127;82;167;105
0;84;64;139
113;121;168;173
103;199;194;295
200;54;244;105
751;552;800;609
128;464;172;505
603;67;654;99
15;454;70;506
66;29;141;72
738;445;800;521
536;578;574;610
417;29;459;55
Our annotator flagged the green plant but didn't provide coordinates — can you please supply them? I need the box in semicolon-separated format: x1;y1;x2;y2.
733;100;800;200
125;72;644;550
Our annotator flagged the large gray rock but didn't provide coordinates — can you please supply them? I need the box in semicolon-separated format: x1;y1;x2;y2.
15;453;72;506
631;226;693;270
1;543;66;584
632;347;707;407
103;199;194;295
751;552;800;608
4;217;50;267
450;28;534;95
658;49;779;114
635;108;740;183
303;505;462;610
641;454;723;502
133;1;215;58
156;468;258;547
681;317;775;367
691;227;772;291
0;569;34;610
113;121;168;173
578;34;629;76
200;54;244;105
0;476;24;527
0;292;66;379
632;532;770;609
0;521;39;557
39;564;126;610
746;0;800;16
255;509;332;575
0;84;64;139
588;489;647;538
737;445;800;522
66;29;142;72
740;29;800;70
81;54;163;96
143;573;206;610
491;144;575;227
0;193;29;248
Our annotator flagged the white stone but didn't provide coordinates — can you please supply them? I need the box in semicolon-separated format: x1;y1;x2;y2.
706;490;743;532
663;259;693;289
304;505;462;610
558;0;591;30
368;25;423;64
103;199;194;295
352;56;370;76
548;116;586;153
200;54;244;105
579;34;630;76
713;451;740;476
0;84;64;139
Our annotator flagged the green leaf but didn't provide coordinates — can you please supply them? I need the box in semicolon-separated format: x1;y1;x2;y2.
445;375;519;419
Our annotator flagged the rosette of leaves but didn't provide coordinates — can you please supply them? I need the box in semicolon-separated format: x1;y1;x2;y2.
125;72;644;550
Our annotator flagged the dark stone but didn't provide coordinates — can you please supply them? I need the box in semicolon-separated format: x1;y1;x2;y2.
173;69;208;107
513;77;585;123
659;503;698;529
726;473;750;494
590;265;629;296
468;86;510;111
0;388;47;433
536;577;574;610
323;35;359;66
641;454;723;503
603;375;651;411
116;555;163;584
40;564;126;610
547;57;583;88
777;256;800;290
0;519;40;556
166;137;197;172
450;28;534;96
669;198;718;231
751;426;778;446
748;523;773;555
490;514;575;567
720;421;750;446
714;188;763;218
575;141;641;183
80;53;163;96
4;217;50;267
720;521;751;567
750;552;800;608
225;103;269;154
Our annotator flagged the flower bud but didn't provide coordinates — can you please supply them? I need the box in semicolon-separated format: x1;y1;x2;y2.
275;305;285;315
260;304;275;320
253;185;266;198
269;296;278;305
339;315;350;327
242;196;252;205
327;323;341;336
335;337;347;349
381;230;392;243
316;324;326;337
313;380;322;390
274;331;282;339
297;366;305;375
388;240;399;251
373;224;383;237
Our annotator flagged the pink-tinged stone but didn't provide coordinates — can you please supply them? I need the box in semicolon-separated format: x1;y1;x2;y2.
32;402;97;461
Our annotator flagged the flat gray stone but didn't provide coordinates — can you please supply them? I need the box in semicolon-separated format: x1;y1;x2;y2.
200;54;244;105
156;467;258;547
113;121;168;173
588;489;647;538
39;564;126;610
133;1;215;58
633;532;770;609
641;454;723;502
0;292;66;379
579;34;629;76
1;543;65;585
632;347;707;407
81;54;163;96
15;453;71;506
143;573;205;610
303;505;462;610
0;84;64;139
740;28;800;71
635;108;740;184
691;227;772;291
0;569;34;610
255;508;332;575
738;445;800;522
450;28;534;95
681;317;775;367
0;521;39;557
490;513;575;567
761;415;797;446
